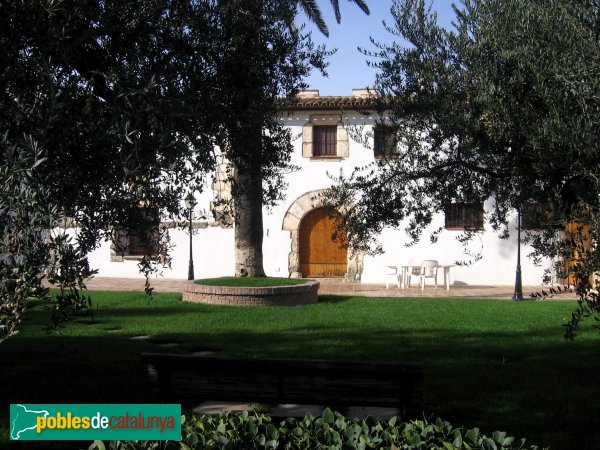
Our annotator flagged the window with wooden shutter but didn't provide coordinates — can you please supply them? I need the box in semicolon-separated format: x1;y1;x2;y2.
313;125;337;157
111;207;160;260
374;124;396;159
444;203;484;230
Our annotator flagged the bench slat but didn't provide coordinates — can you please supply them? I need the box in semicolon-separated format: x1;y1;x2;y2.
142;353;424;418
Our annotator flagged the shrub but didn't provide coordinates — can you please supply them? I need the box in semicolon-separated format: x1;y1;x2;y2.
88;410;545;450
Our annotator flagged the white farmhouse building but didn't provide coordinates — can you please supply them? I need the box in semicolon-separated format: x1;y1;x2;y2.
87;89;551;287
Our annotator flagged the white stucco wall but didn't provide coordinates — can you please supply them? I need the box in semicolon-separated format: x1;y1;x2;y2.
88;108;553;286
358;211;550;287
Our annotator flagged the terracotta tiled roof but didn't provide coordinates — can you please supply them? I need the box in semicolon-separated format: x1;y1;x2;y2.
279;95;384;111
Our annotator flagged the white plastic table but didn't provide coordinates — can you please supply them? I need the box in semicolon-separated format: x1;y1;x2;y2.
388;264;455;290
399;264;422;289
438;264;454;290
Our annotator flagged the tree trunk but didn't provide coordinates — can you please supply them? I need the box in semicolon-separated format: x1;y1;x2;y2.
233;169;265;277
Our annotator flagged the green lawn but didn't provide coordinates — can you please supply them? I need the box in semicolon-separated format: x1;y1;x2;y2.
1;292;598;450
193;276;307;287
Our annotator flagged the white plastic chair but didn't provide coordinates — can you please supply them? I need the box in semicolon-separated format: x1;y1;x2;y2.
406;266;422;288
419;260;439;290
386;265;401;288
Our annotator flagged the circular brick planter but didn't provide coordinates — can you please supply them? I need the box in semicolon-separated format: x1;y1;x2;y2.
182;279;320;306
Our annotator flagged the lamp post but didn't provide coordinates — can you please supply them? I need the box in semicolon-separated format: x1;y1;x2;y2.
184;194;196;281
513;209;523;301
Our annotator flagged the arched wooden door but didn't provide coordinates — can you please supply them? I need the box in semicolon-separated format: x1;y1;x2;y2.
299;208;347;277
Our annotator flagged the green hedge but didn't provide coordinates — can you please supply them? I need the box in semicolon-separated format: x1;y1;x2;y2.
88;410;545;450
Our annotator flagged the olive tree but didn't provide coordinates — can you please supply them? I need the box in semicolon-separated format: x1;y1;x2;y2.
216;0;369;277
325;0;600;335
0;0;335;338
0;0;221;339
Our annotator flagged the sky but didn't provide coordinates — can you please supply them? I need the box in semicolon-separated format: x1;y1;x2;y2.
299;1;456;96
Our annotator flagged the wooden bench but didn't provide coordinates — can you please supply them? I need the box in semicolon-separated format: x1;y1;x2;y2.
141;353;424;419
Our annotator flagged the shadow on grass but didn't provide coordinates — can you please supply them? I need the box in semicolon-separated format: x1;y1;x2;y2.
1;325;599;450
1;294;598;450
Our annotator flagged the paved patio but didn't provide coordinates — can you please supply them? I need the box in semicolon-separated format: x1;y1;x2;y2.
82;277;577;300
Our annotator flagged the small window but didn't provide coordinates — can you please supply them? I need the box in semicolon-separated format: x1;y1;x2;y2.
127;230;156;256
313;125;337;157
445;203;484;230
113;208;160;259
374;124;396;158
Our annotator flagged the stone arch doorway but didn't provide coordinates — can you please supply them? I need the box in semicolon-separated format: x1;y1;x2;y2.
282;190;364;280
299;207;347;277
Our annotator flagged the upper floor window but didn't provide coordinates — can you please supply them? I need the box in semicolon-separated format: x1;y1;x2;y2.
302;115;349;159
374;124;396;159
445;203;484;230
313;125;337;157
